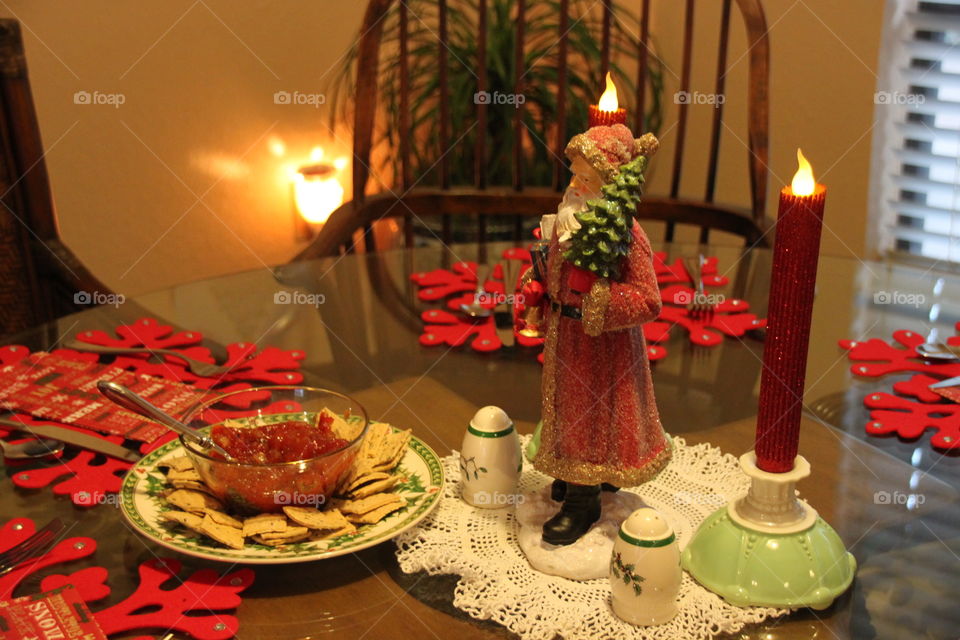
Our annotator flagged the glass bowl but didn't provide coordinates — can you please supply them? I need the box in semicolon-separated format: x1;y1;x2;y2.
179;386;368;514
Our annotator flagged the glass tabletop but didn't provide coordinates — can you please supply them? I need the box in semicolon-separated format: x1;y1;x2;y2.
2;242;958;639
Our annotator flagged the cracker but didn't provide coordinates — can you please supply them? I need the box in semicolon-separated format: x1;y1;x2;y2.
160;510;204;532
242;513;289;537
346;498;406;524
349;476;399;499
166;489;224;514
199;514;245;550
253;531;311;547
339;493;404;516
372;446;407;473
204;508;243;529
282;506;350;531
377;429;410;467
159;456;194;472
346;471;392;493
166;467;203;483
312;523;357;540
169;480;213;493
255;526;310;546
321;409;364;442
359;423;390;464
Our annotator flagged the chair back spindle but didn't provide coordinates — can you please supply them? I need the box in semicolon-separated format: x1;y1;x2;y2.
634;0;651;135
600;0;612;79
553;0;569;192
667;0;695;243
702;0;733;244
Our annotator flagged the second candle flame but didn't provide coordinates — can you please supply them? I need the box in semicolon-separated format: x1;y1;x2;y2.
791;148;815;196
598;72;619;112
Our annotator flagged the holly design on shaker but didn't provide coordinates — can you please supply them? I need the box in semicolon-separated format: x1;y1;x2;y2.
459;455;488;480
610;551;645;596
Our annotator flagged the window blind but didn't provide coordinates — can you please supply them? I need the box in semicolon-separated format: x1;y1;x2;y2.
876;0;960;262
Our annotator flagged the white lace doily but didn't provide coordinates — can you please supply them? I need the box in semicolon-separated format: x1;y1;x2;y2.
394;436;790;640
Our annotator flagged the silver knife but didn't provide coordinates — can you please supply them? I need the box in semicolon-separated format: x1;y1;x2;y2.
929;375;960;389
0;419;141;463
494;303;515;347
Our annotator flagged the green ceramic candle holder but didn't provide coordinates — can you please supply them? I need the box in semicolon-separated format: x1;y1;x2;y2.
681;451;856;609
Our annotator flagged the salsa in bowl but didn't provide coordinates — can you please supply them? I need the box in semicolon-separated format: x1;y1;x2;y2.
179;386;368;514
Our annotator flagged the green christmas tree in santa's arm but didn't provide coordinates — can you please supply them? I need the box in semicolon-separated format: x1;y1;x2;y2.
563;154;648;281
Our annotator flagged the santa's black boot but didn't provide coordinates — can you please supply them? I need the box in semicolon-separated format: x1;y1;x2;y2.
542;483;601;546
551;479;567;501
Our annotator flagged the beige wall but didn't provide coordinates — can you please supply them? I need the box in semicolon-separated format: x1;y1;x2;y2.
645;0;883;256
5;1;883;297
5;1;368;296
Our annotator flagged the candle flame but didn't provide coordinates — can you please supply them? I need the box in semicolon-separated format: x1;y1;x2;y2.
598;72;619;112
791;148;815;196
294;164;344;225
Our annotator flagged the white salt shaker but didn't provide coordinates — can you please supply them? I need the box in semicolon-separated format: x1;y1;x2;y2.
610;507;681;626
460;406;521;508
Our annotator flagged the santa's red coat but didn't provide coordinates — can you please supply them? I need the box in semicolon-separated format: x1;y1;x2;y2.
533;221;672;486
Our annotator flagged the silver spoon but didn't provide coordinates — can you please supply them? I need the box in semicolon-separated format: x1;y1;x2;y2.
915;343;960;361
460;264;492;319
97;381;234;460
0;437;64;459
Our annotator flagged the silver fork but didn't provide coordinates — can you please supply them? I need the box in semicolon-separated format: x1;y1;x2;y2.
684;254;715;321
64;340;232;378
0;518;65;577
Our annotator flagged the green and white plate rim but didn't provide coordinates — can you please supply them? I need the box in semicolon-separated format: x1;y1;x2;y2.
119;421;444;564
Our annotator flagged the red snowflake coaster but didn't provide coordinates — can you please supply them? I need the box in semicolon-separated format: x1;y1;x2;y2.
72;317;306;385
411;249;765;362
0;517;254;640
840;325;960;450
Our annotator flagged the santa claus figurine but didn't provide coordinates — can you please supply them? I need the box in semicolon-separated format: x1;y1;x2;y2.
521;124;671;546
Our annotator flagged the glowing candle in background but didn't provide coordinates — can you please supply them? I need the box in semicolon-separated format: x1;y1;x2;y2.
754;149;827;473
588;72;627;127
293;163;345;226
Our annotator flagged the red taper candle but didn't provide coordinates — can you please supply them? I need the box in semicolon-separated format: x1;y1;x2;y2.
589;72;628;128
588;104;627;127
754;149;826;473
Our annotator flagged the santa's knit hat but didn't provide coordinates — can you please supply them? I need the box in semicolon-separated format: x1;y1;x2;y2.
565;124;659;182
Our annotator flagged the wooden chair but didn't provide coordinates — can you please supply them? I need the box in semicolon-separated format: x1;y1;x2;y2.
0;19;110;339
295;0;771;260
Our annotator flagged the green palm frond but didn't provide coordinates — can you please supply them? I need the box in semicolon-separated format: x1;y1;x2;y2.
327;0;664;189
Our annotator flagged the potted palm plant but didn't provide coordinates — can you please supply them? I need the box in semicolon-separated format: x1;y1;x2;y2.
327;0;663;241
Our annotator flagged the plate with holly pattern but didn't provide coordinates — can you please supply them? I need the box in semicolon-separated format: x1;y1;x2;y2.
119;422;444;563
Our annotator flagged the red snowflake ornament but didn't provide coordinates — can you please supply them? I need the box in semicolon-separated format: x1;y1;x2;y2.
412;250;762;361
94;558;253;639
0;518;98;600
841;326;960;450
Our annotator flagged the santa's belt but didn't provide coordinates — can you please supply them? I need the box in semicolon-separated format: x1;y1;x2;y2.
545;297;582;320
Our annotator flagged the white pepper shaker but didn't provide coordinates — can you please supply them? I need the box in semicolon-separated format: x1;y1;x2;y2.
460;406;521;508
610;507;681;626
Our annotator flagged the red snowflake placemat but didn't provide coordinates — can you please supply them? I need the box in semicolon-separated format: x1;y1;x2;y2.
0;318;305;506
840;326;960;450
411;248;766;361
0;517;254;639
